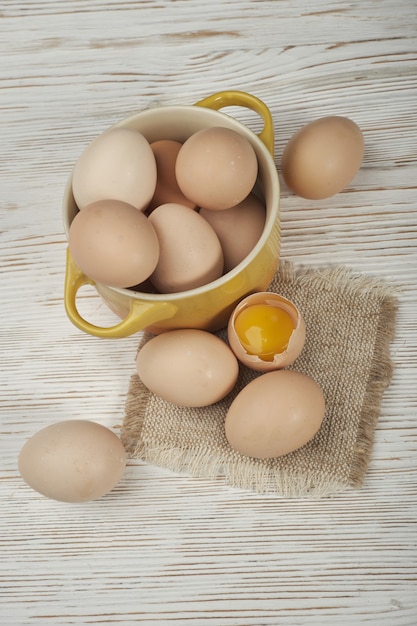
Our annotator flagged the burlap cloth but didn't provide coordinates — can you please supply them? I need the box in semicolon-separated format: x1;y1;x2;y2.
121;261;398;497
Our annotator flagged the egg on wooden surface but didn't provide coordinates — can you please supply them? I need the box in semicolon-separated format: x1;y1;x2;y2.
175;127;258;211
281;116;364;200
18;420;126;503
227;292;306;371
225;370;325;459
148;203;224;293
147;140;197;213
136;329;239;407
69;199;160;288
199;192;266;273
72;128;157;211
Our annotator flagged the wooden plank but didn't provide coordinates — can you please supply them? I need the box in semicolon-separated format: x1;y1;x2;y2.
1;0;416;623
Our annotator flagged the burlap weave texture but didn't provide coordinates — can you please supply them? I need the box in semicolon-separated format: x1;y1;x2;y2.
122;262;398;497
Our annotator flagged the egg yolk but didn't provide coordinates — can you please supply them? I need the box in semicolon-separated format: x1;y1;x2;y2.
234;303;294;361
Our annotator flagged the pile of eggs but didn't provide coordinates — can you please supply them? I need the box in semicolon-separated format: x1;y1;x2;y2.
68;113;364;294
68;126;267;293
18;112;365;503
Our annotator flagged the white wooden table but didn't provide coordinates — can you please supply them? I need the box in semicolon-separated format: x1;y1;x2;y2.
1;1;416;624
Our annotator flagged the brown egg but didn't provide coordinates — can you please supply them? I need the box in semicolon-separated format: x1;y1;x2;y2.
281;116;364;199
199;193;266;273
227;292;306;371
18;420;126;502
148;203;224;293
69;199;160;288
225;370;325;459
147;140;197;213
72;128;157;211
136;329;239;407
175;127;258;210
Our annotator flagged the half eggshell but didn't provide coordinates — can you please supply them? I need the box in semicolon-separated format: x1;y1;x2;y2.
227;292;306;371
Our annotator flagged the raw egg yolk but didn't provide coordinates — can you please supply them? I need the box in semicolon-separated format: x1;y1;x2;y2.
234;303;294;361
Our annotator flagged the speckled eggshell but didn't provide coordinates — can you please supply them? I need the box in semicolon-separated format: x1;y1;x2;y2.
68;199;160;288
148;203;224;293
136;329;239;407
18;420;126;503
175;127;258;211
147;140;197;213
72;128;157;211
281;116;364;200
199;192;266;273
225;370;325;459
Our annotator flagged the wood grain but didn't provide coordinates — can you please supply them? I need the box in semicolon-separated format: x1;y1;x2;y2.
1;0;416;624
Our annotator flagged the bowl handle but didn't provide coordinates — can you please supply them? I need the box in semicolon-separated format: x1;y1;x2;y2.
194;90;274;156
64;248;178;338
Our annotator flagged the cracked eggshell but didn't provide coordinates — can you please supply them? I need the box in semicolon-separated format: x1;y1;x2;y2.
227;292;306;371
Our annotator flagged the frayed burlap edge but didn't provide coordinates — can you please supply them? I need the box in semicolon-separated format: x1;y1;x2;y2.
121;262;399;496
277;263;399;489
121;415;349;498
348;281;398;487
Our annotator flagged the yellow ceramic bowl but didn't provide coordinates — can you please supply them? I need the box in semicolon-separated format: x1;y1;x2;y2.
63;91;280;338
